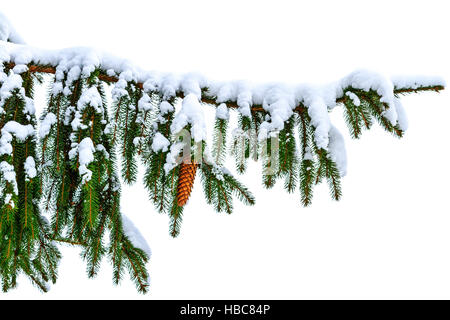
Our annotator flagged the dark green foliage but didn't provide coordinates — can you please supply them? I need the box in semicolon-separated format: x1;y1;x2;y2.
143;99;176;213
316;149;342;201
200;161;255;215
114;85;141;184
276;115;299;193
0;68;61;292
345;89;403;138
343;90;373;139
169;193;184;238
37;71;149;293
106;171;150;293
111;82;155;185
141;98;186;237
298;111;316;206
142;99;255;237
299;158;315;206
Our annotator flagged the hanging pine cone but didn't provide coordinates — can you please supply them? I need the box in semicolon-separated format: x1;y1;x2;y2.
176;162;199;206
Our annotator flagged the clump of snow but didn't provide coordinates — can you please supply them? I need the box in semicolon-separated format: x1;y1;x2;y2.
138;93;152;111
394;98;408;131
171;94;207;142
328;125;347;177
210;81;254;118
24;156;37;180
181;73;205;99
0;70;36;118
345;91;361;106
122;215;151;256
96;144;110;159
232;127;245;139
4;193;14;208
77;86;103;112
160;75;179;100
71;111;87;131
104;122;113;135
24;96;35;115
215;103;229;120
0;121;34;156
0;161;18;194
152;132;170;153
52;81;63;96
214;83;236;104
0;11;26;44
2;121;35;141
111;78;128;102
106;69;116;77
132;137;143;147
236;87;253;117
39;113;57;138
76;138;95;184
160;101;174;115
258;85;296;140
64;66;82;94
303;92;331;150
0;73;23;102
303;147;314;161
12;64;28;74
0;130;13;155
164;142;185;173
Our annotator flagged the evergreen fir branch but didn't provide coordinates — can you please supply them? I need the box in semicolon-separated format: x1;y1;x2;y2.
231;133;247;174
200;162;255;213
326;159;342;201
343;94;363;139
212;118;228;166
317;150;342;201
278;116;299;193
299;159;315;206
358;90;404;138
83;210;107;278
261;136;278;189
0;70;61;292
121;239;150;294
106;190;150;293
169;200;184;238
143;99;177;216
199;163;214;205
231;115;253;174
222;172;255;206
113;83;142;185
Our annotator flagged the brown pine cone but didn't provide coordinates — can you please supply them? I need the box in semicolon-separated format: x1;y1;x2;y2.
176;162;199;206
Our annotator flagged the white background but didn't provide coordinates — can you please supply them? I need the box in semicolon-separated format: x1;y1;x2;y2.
1;0;450;299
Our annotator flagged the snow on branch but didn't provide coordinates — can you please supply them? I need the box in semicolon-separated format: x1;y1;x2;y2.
0;41;444;108
1;38;445;177
0;12;25;44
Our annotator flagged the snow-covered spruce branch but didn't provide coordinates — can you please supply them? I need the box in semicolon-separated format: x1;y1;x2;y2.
0;13;446;293
2;62;445;111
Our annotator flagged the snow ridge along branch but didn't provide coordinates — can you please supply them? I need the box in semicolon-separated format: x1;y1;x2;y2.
2;62;445;112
